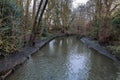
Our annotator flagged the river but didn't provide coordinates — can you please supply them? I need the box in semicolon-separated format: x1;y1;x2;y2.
7;36;120;80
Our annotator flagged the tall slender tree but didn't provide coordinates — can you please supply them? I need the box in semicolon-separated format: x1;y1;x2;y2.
23;0;30;46
29;0;48;46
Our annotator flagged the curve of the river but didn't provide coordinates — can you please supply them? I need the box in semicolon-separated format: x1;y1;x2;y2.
7;37;120;80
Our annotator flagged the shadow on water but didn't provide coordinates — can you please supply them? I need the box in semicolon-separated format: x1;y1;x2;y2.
7;36;120;80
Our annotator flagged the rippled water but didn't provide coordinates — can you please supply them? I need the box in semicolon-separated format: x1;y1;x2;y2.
7;37;120;80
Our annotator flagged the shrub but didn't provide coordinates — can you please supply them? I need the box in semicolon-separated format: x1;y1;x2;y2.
0;0;23;54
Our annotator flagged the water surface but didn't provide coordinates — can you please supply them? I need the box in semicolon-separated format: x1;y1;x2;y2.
7;37;120;80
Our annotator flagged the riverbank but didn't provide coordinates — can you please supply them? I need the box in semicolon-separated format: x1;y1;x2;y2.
79;37;120;65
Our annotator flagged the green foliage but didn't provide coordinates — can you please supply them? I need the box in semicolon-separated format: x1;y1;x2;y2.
116;46;120;53
89;19;99;39
107;45;120;55
112;11;120;41
0;37;17;54
90;28;99;39
112;13;120;31
0;0;23;54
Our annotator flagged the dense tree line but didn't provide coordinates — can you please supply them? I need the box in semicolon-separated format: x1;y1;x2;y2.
0;0;72;55
0;0;120;55
72;0;120;39
71;0;120;54
0;0;48;54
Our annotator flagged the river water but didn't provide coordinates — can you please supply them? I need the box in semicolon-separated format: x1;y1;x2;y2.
7;37;120;80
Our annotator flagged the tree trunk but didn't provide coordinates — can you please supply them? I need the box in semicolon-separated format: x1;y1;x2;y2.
23;0;30;46
29;0;48;46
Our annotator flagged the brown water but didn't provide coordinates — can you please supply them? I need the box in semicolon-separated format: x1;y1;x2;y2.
7;37;120;80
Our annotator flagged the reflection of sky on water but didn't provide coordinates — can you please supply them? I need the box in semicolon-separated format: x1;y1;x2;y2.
49;40;55;54
66;47;91;80
59;40;62;47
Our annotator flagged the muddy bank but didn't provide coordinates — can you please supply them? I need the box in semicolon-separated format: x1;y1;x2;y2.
80;37;120;65
0;34;75;79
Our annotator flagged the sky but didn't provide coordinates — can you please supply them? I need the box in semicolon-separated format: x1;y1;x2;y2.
73;0;89;8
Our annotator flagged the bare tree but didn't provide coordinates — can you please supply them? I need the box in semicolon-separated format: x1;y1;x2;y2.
29;0;48;46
